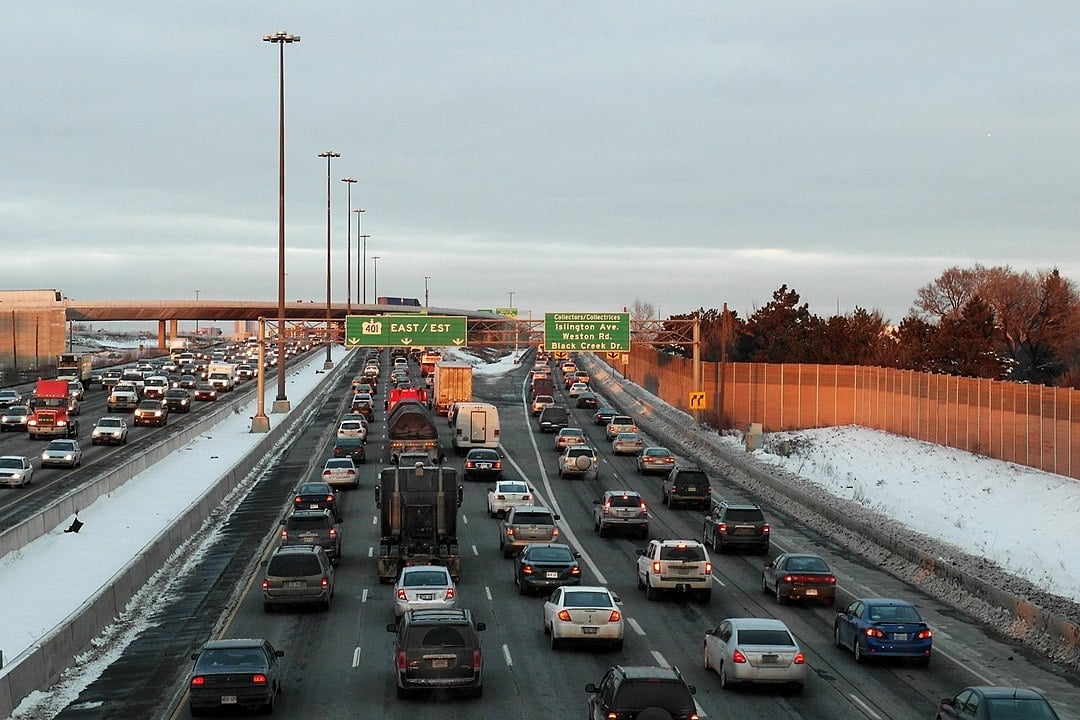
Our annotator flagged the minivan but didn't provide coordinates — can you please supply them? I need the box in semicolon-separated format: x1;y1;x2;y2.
538;406;569;433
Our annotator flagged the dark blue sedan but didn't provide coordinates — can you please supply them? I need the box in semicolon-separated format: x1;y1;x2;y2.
833;597;932;665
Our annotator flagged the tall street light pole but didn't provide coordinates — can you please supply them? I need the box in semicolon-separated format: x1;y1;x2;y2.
341;178;357;316
372;255;381;303
423;276;431;308
353;208;365;304
318;150;340;369
262;30;299;420
195;289;201;335
360;233;370;303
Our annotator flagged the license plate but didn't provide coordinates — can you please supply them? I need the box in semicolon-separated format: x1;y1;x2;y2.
221;696;238;704
582;627;598;635
286;581;303;588
309;503;320;509
686;486;697;492
892;633;909;641
431;658;448;668
419;593;434;600
478;463;491;469
805;588;818;596
762;654;779;664
545;571;559;579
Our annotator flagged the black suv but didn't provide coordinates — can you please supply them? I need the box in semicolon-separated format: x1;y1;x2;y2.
702;500;770;554
585;665;698;720
538;405;569;433
386;608;486;699
662;466;712;510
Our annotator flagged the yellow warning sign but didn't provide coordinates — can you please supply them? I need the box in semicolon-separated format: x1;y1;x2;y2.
689;391;706;410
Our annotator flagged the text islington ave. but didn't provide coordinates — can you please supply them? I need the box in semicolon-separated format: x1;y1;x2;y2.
546;312;630;351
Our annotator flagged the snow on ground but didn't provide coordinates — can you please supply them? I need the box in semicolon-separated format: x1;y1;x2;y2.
752;426;1080;603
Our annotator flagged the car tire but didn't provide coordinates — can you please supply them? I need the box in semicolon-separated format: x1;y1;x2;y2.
639;527;648;539
467;684;484;699
517;576;528;595
597;522;606;538
775;585;786;605
719;663;733;690
396;685;411;699
790;683;805;696
322;597;331;611
833;624;843;648
853;637;865;663
645;580;660;601
761;574;770;595
703;642;711;670
550;632;562;650
637;573;645;590
698;588;711;604
611;638;623;652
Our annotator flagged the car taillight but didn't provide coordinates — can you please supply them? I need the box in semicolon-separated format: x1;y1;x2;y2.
551;527;559;537
916;629;933;639
557;609;572;622
652;561;661;573
190;676;205;687
472;649;482;669
762;523;771;534
465;461;474;468
294;497;303;504
827;575;837;585
608;610;621;622
570;565;581;576
323;470;332;477
732;649;748;663
783;574;795;583
505;527;514;536
523;494;532;501
522;564;534;575
794;652;806;665
397;588;408;600
321;577;330;589
397;650;407;670
346;469;356;476
252;674;268;685
865;627;886;639
445;587;456;600
280;529;288;539
717;522;728;533
325;495;334;502
329;527;338;537
705;562;712;574
494;461;502;469
602;502;612;515
261;579;269;590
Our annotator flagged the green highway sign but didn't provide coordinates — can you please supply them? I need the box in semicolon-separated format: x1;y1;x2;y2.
345;314;468;347
544;312;631;352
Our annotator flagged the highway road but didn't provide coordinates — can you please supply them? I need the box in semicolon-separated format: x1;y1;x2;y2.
9;348;1077;719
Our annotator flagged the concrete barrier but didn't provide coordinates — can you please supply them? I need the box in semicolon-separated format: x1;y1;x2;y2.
0;359;348;719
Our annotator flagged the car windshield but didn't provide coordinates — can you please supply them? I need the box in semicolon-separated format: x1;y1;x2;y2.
498;483;528;494
402;570;450;587
984;698;1058;720
268;555;322;576
737;629;795;646
47;442;75;451
0;458;22;468
562;590;613;608
527;546;573;562
659;545;705;561
615;682;692;710
98;419;122;428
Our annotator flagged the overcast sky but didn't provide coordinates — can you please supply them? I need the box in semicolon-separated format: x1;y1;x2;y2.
5;2;1079;327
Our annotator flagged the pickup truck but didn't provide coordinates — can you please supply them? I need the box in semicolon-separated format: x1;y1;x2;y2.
106;386;140;413
498;506;560;558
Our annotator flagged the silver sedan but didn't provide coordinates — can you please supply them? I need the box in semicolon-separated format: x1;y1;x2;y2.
0;455;34;487
41;439;83;468
542;585;623;651
704;617;806;693
392;565;457;617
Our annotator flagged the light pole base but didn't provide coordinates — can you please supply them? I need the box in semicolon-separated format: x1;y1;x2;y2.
272;399;291;413
323;360;334;370
250;413;271;433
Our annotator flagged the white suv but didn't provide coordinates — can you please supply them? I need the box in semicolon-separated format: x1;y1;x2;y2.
635;539;712;603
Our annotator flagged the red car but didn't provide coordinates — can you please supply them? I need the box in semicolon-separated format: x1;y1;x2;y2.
193;383;218;401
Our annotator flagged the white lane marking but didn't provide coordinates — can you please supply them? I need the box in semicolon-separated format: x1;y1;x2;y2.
848;693;882;720
472;544;480;556
485;586;493;601
710;572;727;587
371;514;378;525
352;646;362;668
502;643;513;667
651;650;670;668
934;645;997;685
362;588;369;603
462;514;469;525
503;381;607;585
627;618;645;636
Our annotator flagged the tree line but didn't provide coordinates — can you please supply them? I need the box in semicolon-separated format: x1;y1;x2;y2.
639;264;1080;388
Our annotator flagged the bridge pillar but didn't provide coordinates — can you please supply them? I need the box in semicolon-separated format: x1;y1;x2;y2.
168;319;178;347
157;321;167;351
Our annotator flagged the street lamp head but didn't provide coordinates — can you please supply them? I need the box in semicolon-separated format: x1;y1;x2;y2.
341;177;357;184
263;31;300;43
318;150;341;158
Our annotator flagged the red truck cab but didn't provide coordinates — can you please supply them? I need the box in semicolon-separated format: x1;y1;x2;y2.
28;379;80;439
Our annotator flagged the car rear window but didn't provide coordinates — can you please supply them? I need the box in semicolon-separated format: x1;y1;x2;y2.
737;629;795;646
725;508;764;522
512;511;554;524
268;554;322;576
676;471;708;485
528;546;573;562
615;681;693;710
984;698;1058;720
659;545;706;561
563;590;614;608
403;570;450;586
608;495;642;507
286;516;329;530
407;626;469;649
499;483;528;494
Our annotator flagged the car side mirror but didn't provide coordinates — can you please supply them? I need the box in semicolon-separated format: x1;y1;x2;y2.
687;685;696;695
585;683;598;693
275;650;284;657
476;622;486;631
190;653;200;661
635;549;646;556
939;698;954;707
386;623;398;633
592;499;600;505
553;514;561;521
573;552;581;558
486;487;494;493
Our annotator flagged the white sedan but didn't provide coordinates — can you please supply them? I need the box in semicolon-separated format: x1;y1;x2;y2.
321;458;359;490
487;480;534;518
393;565;457;617
336;417;367;441
703;617;806;693
0;455;33;488
543;585;623;651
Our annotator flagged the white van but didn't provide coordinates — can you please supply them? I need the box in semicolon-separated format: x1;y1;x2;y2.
450;402;500;454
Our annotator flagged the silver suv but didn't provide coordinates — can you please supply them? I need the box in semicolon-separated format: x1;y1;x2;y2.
499;506;560;557
635;539;712;603
262;545;335;611
593;490;649;538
